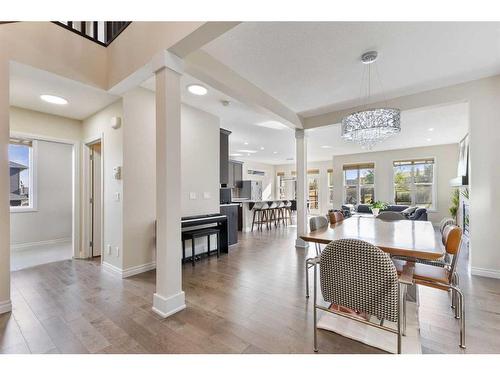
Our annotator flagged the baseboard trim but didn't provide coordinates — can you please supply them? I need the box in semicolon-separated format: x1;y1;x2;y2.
295;238;309;249
122;262;156;278
0;299;12;315
102;261;156;279
152;291;186;318
11;237;71;251
471;267;500;279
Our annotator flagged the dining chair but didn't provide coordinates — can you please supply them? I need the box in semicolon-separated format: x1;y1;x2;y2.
392;224;465;348
305;215;329;298
328;210;345;224
376;211;406;221
313;238;413;354
439;217;456;234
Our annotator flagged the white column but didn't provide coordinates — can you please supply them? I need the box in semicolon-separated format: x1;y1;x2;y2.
152;53;186;318
295;129;308;248
0;58;11;314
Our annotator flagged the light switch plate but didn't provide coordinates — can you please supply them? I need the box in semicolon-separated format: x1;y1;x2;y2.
203;192;211;199
114;192;120;202
106;245;112;255
115;246;120;257
189;192;197;200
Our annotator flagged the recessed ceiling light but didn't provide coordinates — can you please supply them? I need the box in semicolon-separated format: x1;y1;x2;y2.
321;145;333;149
260;146;265;150
273;151;278;154
40;94;68;105
238;149;257;154
186;84;208;96
426;138;432;141
255;121;287;130
428;128;434;132
230;153;242;157
244;141;249;145
247;153;251;156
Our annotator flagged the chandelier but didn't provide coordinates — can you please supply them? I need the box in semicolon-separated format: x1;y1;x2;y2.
341;51;401;149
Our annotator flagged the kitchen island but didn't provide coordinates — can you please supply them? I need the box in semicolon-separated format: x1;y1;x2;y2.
232;199;296;232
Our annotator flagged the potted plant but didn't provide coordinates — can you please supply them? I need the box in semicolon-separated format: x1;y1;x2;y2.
370;201;388;216
449;188;460;223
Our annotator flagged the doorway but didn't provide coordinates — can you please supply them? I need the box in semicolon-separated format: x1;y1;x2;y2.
89;142;102;258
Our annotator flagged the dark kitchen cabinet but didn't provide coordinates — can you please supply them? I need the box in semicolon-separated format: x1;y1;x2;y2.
220;129;231;186
228;160;243;188
220;204;238;245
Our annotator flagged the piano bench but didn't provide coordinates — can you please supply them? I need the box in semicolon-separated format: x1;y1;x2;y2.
181;228;220;266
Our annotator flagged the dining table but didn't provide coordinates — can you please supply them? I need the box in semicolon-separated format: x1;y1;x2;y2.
300;215;444;261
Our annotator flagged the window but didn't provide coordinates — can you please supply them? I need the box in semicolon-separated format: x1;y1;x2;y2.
308;171;320;211
393;159;435;208
343;163;375;205
327;169;334;204
9;138;36;211
277;172;286;199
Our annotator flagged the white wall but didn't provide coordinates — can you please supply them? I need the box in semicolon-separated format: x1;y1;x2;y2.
82;100;123;269
275;160;333;214
181;104;220;217
331;144;459;224
241;161;276;200
122;88;156;270
10;140;73;246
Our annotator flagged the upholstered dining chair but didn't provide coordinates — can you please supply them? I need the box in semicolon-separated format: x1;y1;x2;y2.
306;216;329;298
392;225;465;348
313;239;413;354
376;211;406;221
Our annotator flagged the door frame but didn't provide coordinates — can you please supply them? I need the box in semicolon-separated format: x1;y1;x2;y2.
10;131;81;259
82;135;104;261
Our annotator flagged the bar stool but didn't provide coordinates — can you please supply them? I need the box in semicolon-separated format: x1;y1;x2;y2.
276;201;286;226
283;200;293;225
266;201;279;228
251;202;269;231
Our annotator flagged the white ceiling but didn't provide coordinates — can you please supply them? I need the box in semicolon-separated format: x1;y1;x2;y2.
142;75;468;164
203;22;500;115
10;62;119;120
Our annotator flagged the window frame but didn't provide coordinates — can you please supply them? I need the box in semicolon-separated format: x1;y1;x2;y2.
342;163;375;205
392;157;437;211
9;138;38;213
327;169;334;205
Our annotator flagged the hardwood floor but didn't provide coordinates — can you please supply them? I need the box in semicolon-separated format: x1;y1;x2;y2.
1;226;500;354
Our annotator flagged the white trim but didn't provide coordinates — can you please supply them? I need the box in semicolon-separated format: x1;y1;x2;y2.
102;261;122;277
122;262;156;278
102;261;156;279
152;291;186;318
471;267;500;279
11;237;71;251
0;299;12;314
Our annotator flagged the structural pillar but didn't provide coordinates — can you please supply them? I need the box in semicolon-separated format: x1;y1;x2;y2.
0;58;11;314
295;129;308;248
152;52;186;318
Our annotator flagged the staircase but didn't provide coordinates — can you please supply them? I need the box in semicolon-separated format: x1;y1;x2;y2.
53;21;131;46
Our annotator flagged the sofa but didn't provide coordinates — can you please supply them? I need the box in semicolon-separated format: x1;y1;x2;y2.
342;204;428;221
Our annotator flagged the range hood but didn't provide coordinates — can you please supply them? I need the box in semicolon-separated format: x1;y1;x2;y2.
450;134;469;187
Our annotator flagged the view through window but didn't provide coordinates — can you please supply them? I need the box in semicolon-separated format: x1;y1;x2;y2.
9;139;33;208
343;163;375;205
327;169;333;205
393;159;434;208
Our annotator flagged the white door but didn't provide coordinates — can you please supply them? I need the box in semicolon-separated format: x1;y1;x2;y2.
90;143;102;257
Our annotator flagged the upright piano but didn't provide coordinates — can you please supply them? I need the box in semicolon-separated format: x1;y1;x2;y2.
181;213;229;253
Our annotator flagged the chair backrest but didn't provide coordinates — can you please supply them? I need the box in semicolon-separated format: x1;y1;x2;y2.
442;225;462;281
439;217;456;234
309;215;329;231
320;239;399;322
376;211;406;221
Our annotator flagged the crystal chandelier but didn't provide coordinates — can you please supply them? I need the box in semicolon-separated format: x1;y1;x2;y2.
341;51;401;149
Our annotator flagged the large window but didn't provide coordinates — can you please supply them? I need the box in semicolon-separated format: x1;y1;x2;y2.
393;159;435;208
9;138;36;211
343;163;375;205
327;169;334;205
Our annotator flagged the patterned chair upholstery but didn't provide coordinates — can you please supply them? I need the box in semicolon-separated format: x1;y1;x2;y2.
313;238;409;353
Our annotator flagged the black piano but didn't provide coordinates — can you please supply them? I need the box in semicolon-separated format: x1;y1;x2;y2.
181;213;229;253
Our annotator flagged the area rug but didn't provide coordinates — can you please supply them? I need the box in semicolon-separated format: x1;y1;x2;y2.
317;302;421;354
